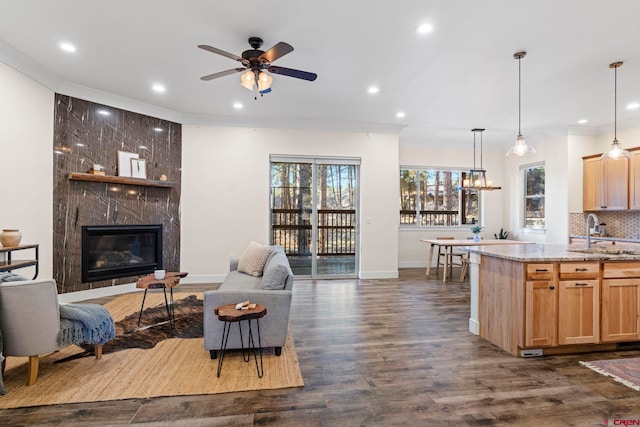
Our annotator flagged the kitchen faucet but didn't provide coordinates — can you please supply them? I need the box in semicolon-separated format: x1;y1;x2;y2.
585;213;599;249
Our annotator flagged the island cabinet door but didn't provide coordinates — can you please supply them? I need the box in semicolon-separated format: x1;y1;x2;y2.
557;280;599;345
601;278;640;342
524;280;557;347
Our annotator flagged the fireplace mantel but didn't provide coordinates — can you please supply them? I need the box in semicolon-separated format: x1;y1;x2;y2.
68;173;176;188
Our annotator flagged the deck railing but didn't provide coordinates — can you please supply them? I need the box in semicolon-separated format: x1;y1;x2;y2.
400;210;459;226
272;209;356;256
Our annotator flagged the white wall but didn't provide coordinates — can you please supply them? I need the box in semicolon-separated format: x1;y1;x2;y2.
398;145;505;267
567;132;598;213
0;61;53;278
503;135;569;244
181;126;399;281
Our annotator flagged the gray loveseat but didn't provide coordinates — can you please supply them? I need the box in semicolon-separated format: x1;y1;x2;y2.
203;245;294;359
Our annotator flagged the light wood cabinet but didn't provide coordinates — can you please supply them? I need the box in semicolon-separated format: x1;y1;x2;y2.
601;262;640;342
524;261;600;348
582;156;628;211
629;149;640;210
558;279;599;344
524;279;557;347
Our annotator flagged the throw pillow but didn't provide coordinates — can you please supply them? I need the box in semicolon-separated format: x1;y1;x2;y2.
261;263;290;290
237;242;272;277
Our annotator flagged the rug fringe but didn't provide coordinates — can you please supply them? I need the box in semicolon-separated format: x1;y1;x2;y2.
580;361;640;392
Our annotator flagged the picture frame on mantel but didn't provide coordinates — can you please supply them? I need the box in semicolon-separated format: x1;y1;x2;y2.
117;151;139;177
130;158;147;179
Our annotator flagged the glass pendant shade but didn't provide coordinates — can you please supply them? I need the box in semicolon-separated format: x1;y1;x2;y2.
240;70;255;90
601;61;631;160
506;51;535;157
506;134;536;157
601;139;631;160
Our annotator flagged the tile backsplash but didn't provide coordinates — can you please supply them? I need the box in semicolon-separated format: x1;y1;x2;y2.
569;211;640;239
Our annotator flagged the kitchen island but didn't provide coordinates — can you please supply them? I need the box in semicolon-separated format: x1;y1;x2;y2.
467;244;640;357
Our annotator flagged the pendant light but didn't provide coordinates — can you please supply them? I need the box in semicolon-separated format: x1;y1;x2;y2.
506;51;536;157
459;128;501;191
601;61;631;160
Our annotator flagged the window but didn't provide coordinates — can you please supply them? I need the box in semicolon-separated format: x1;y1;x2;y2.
523;163;545;229
400;168;479;227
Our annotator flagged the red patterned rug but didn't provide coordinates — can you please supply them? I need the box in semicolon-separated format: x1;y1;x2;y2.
580;358;640;391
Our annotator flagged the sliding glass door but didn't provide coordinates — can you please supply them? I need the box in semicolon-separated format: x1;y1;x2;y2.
270;157;359;278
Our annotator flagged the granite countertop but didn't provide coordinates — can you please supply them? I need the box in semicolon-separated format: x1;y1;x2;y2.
569;235;640;244
466;243;640;262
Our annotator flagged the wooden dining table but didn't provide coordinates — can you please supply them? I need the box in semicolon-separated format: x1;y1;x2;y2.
420;239;534;282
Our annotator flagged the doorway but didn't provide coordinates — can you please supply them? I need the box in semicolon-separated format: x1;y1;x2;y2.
270;157;359;278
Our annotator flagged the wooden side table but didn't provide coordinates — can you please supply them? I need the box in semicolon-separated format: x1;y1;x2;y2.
136;272;188;329
214;303;267;378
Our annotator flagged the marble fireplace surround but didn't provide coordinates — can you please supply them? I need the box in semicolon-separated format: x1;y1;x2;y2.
53;94;182;294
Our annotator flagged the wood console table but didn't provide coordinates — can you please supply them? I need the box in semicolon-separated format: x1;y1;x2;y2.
0;244;39;279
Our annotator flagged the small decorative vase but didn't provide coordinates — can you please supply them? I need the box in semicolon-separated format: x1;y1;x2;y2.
473;233;481;242
0;229;22;247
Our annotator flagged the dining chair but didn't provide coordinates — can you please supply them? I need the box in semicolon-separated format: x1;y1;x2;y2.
436;237;467;279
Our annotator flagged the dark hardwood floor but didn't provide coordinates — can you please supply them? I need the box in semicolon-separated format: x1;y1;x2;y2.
1;268;640;426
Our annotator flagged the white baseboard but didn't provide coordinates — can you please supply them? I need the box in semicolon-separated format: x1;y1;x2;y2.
57;274;225;303
181;274;225;284
469;318;480;335
359;270;399;279
58;283;141;303
398;261;428;268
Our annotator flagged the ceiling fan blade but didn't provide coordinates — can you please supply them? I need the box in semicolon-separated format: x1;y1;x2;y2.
260;42;294;63
268;66;317;81
198;44;244;62
200;68;246;81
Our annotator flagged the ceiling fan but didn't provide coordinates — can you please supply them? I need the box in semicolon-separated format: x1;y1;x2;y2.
198;37;317;95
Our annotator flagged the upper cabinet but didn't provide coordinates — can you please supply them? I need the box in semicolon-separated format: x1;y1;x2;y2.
583;155;628;211
629;150;640;210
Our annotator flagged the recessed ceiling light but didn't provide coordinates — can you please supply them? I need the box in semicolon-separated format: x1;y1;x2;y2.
97;109;110;116
396;111;406;118
627;102;640;110
152;84;166;93
367;86;379;94
153;127;163;132
417;23;434;34
59;42;76;53
578;118;588;124
233;102;243;109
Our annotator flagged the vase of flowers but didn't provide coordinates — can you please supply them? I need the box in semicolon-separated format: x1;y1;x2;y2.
471;225;482;242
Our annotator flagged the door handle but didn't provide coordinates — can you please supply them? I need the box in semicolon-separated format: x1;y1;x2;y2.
536;269;548;272
549;286;555;290
575;268;588;272
575;283;589;286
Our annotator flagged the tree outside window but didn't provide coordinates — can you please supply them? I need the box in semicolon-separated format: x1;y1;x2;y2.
524;164;545;229
400;168;479;227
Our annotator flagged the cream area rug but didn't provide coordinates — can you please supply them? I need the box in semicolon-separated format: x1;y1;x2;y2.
0;292;303;409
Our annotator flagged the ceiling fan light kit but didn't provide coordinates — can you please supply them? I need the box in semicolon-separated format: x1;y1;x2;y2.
601;61;632;160
198;37;317;99
506;51;536;157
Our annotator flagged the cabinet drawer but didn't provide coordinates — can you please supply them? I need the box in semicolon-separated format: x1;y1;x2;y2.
559;279;599;288
603;262;640;278
526;263;554;280
559;262;599;279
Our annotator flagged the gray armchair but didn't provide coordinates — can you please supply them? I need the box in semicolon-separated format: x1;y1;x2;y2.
0;279;106;386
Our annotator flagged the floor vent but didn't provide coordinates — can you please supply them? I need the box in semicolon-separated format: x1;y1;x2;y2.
520;349;543;357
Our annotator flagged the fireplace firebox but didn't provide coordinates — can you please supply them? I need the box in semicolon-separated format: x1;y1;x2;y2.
81;224;162;283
